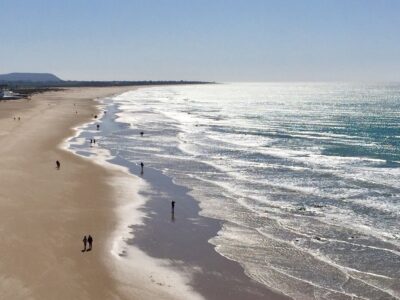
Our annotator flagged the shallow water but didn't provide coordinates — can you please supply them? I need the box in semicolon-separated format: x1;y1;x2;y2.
73;83;400;299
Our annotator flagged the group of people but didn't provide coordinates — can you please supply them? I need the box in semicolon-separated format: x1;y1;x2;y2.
82;235;93;252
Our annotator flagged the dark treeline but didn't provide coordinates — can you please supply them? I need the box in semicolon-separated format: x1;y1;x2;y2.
1;80;213;88
1;80;215;98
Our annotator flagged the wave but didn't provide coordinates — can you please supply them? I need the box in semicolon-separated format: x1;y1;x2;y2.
108;83;400;299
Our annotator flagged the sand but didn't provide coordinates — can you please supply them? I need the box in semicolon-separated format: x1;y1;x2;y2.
0;87;203;300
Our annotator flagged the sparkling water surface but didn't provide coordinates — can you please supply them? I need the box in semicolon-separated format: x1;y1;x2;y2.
94;83;400;299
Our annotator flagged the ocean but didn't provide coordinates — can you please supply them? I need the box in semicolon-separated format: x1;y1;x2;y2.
70;83;400;299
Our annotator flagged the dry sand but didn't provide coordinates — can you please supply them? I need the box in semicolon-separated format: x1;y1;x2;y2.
0;87;202;300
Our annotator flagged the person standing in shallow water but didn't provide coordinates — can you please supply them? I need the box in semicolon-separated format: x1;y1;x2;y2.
171;201;176;222
140;162;144;174
82;235;87;252
87;235;93;251
171;201;175;211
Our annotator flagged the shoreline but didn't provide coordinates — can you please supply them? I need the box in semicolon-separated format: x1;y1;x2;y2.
0;86;290;299
114;156;290;300
0;86;201;299
68;91;290;299
66;96;205;300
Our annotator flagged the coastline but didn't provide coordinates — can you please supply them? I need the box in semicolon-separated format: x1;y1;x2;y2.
113;155;290;300
0;87;201;299
0;86;290;299
68;90;290;300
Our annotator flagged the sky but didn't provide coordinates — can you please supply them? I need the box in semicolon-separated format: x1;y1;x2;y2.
0;0;399;82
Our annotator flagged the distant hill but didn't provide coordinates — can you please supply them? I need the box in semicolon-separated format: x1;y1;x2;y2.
0;72;62;82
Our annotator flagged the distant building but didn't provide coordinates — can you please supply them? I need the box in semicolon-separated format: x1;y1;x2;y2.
0;89;21;100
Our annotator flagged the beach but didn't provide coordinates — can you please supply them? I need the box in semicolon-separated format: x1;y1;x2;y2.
0;87;192;300
2;1;398;299
0;87;288;300
3;84;397;300
0;87;129;299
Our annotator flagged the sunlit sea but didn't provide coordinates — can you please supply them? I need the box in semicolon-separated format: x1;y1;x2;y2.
96;83;400;299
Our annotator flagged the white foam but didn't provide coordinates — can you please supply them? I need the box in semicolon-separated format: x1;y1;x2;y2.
63;94;205;300
104;83;400;299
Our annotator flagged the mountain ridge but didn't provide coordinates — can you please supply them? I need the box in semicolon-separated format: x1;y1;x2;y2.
0;72;63;82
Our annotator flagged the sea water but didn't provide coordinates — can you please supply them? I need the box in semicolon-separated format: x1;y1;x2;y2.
75;83;400;299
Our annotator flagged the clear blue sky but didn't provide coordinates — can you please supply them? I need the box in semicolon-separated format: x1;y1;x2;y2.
1;0;399;81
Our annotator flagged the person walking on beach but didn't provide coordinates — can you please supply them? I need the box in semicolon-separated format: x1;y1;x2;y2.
56;160;61;170
87;235;93;251
82;235;87;252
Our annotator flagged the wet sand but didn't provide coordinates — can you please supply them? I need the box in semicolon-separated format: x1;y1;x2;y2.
92;101;290;300
108;156;290;300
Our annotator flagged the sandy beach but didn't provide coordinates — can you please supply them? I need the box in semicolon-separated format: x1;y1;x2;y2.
0;87;198;300
0;87;129;299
